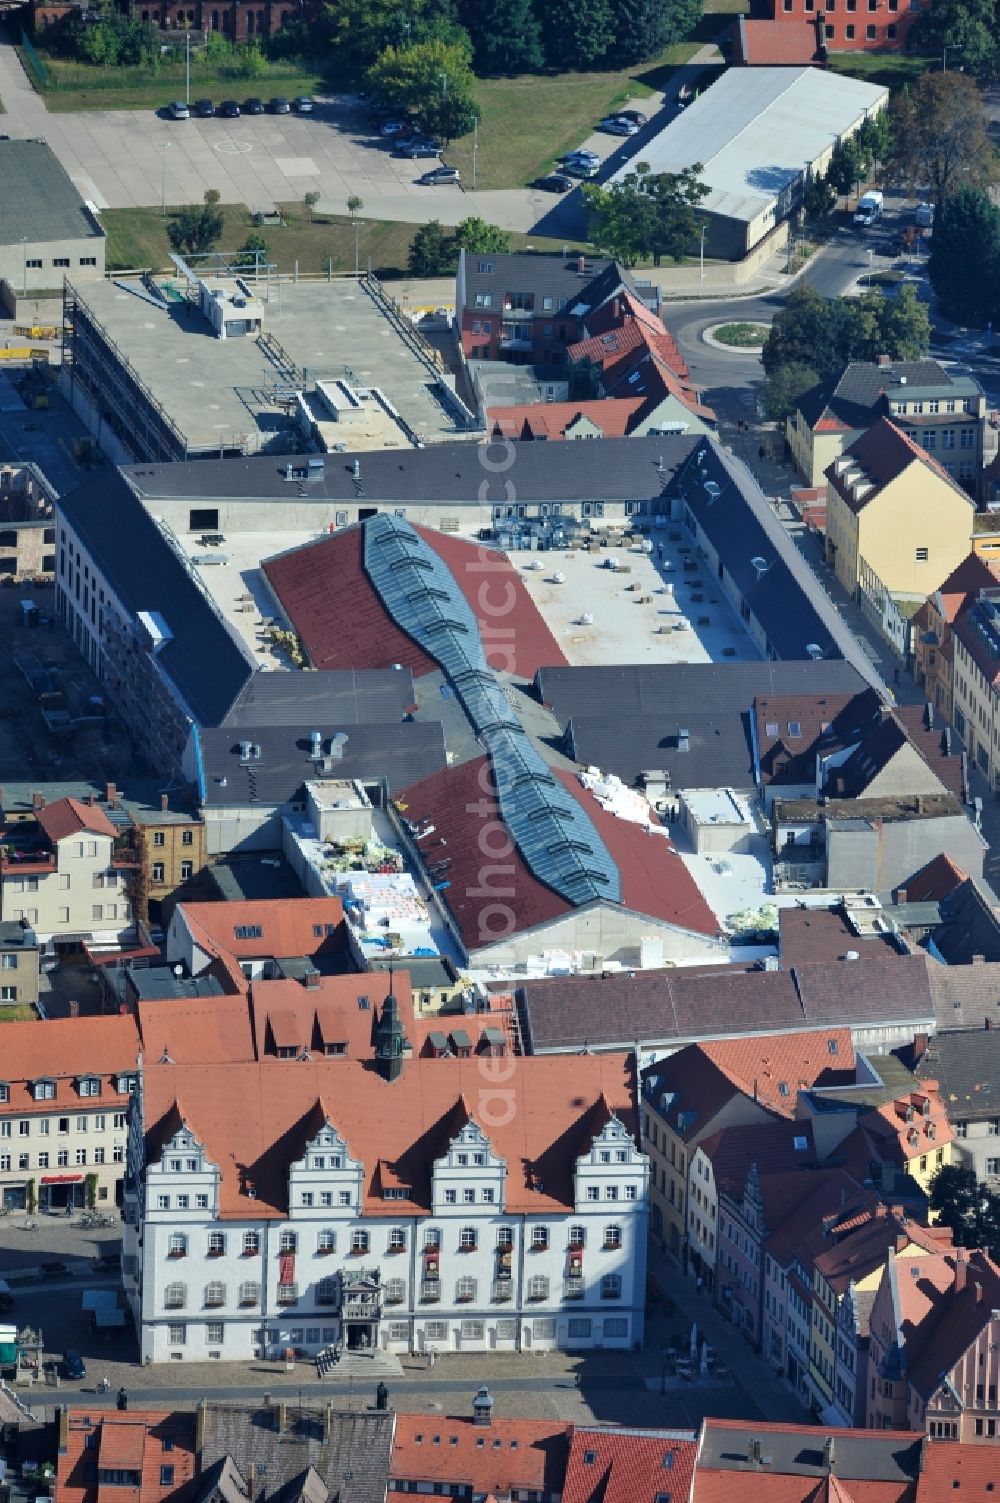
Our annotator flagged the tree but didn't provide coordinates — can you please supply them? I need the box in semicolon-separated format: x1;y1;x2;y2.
857;110;894;175
761;281;931;418
802;168;837;223
583;162;709;265
928;1164;1000;1261
889;72;998;207
234;232;269;269
459;0;544;74
908;0;1000;81
321;0;458;72
541;0;616;68
204;188;222;208
827;135;872;200
609;0;703;63
928;185;1000;325
166;203;224;257
408;219;458;275
304;190;321;221
452;216;511;253
367;38;480;144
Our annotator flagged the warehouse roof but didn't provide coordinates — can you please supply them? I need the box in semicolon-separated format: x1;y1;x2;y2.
536;660;866;721
0;139;105;248
223;668;417;727
608;67;886;225
58;469;257;728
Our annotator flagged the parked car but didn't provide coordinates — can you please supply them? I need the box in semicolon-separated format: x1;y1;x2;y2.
616;109;647;125
293;96;315;113
63;1350;86;1381
599;116;640;136
535;172;574;193
193;99;215;118
219;99;241;118
167;100;189;120
561;158;599;179
560;148;599;167
380;119;410;136
269;96;291;114
418;164;460;185
243;96;264;114
394;140;440;158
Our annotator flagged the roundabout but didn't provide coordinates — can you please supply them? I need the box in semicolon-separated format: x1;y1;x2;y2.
703;320;770;353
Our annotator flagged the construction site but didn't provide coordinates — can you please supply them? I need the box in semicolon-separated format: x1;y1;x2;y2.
60;263;479;465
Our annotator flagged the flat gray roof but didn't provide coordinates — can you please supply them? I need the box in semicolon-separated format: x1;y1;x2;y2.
74;278;469;454
0;140;104;248
610;67;887;225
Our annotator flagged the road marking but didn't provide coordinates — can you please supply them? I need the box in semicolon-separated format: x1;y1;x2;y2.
215;139;253;155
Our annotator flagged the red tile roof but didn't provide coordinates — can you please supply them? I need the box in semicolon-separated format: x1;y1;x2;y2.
389;1415;570;1496
562;1427;697;1503
55;1410;197;1503
735;18;823;64
36;797;117;844
487;398;645;440
916;1437;1000;1503
931;552;1000;624
397;755;720;948
900;853;968;903
137;994;257;1065
142;1050;637;1219
0;1014;139;1117
263;525;567;680
700;1028;855;1117
177;897;344;965
861;1081;955;1167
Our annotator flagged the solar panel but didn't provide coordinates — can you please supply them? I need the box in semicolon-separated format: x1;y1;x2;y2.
364;515;620;906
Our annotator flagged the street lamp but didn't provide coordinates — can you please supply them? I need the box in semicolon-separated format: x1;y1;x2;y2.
472;116;478;192
21;236;27;296
439;71;448;99
160;142;171;218
699;224;707;298
185;32;191;107
866;246;874;287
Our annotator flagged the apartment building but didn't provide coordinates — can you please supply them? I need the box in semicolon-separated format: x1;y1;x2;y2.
912;554;1000;722
0;920;40;1008
0;1014;139;1212
0;796;137;948
123;1006;649;1362
914;1028;1000;1189
952;586;1000;790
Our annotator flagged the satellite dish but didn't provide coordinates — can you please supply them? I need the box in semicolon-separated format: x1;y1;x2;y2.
173;964;184;977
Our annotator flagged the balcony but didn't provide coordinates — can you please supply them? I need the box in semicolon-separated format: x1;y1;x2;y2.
0;847;55;875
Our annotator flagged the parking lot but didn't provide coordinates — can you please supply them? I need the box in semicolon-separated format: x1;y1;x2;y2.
0;36;651;231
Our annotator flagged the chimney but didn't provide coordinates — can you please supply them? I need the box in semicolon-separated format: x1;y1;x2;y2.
472;1385;494;1427
955;1251;968;1294
823;1435;836;1471
275;1400;288;1433
896;887;908;905
988;1018;993;1032
974;1280;984;1303
87;792;96;806
912;1032;928;1064
248;1464;256;1502
577;255;586;273
161;793;169;812
303;968;321;990
974;954;986;966
878;354;892;368
195;1398;208;1455
322;1402;334;1445
57;1404;69;1455
106;782;116;805
677;728;690;752
32;790;45;810
68;999;79;1019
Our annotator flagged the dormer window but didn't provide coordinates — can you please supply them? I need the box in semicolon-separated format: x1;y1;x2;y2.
78;1075;102;1098
0;1082;8;1104
115;1073;137;1095
32;1078;56;1102
234;924;262;940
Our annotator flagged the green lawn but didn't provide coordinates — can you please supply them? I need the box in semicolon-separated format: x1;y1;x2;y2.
0;1004;37;1022
828;51;931;90
23;49;328;111
101;203;590;276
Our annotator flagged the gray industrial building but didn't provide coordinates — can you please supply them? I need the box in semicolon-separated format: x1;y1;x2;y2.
0;140;105;304
609;67;887;260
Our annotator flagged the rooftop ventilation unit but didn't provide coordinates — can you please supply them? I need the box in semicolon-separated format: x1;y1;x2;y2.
239;741;261;762
703;480;721;503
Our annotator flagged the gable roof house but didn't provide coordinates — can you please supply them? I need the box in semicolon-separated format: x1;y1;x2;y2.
824;420;976;656
866;1245;1000;1439
788;359;986;490
911;553;1000;725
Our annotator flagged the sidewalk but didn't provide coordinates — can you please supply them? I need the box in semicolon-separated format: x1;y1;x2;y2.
645;1245;811;1425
